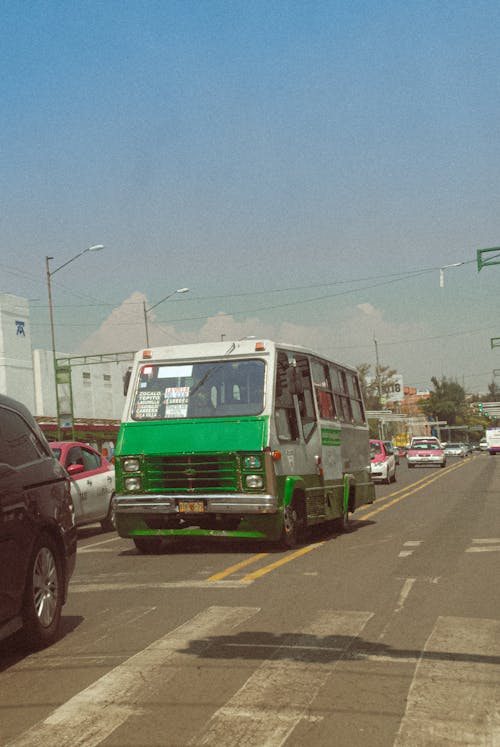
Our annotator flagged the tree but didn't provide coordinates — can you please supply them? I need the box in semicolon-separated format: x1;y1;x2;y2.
419;376;466;426
487;380;500;401
357;362;399;410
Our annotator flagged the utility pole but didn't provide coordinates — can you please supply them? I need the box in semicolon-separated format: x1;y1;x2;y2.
374;336;384;439
374;336;382;401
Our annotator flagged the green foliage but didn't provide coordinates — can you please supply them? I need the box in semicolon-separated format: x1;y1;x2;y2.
419;376;466;426
357;362;398;410
487;380;500;401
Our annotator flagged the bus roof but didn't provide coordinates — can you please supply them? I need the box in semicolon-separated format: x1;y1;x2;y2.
132;339;358;373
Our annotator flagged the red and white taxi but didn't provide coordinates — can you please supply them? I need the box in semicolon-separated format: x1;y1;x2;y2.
370;439;397;484
50;441;116;531
406;439;446;469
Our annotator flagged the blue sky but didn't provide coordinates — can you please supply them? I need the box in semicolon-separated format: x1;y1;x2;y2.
2;1;500;392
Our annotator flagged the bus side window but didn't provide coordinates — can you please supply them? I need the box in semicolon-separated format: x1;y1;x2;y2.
311;358;336;420
295;355;317;440
274;352;299;441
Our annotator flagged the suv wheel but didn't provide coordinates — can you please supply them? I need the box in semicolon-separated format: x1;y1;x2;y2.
23;533;63;648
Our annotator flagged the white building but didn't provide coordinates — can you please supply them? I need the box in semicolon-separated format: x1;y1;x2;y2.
0;293;35;410
0;293;131;421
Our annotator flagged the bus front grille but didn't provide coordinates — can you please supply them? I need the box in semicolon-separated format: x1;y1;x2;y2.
146;453;239;494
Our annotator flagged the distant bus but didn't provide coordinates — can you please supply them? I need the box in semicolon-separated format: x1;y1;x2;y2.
114;339;375;552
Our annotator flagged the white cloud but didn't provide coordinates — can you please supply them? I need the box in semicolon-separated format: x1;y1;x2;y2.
78;292;464;391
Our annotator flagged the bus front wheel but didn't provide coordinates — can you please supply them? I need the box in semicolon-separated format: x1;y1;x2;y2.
280;499;304;549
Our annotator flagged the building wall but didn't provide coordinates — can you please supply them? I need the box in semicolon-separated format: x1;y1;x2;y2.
1;293;130;420
32;349;129;421
0;293;34;411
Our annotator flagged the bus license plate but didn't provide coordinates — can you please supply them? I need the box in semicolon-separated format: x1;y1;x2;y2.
178;500;204;513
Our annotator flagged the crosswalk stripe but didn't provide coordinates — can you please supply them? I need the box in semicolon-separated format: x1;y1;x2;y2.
5;606;260;747
70;580;252;591
394;616;500;745
189;610;372;747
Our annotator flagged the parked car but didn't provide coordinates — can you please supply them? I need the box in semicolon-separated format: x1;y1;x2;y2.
370;439;397;483
407;439;446;469
443;442;466;458
0;395;77;648
50;441;116;531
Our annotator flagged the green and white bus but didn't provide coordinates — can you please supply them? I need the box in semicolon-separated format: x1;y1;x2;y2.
114;339;375;552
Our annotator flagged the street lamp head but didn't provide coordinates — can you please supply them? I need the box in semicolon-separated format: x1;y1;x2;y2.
176;287;189;294
87;244;104;252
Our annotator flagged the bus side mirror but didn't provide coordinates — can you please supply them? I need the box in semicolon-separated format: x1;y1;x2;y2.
123;367;132;396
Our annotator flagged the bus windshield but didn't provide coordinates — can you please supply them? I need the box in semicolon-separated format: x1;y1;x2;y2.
131;358;266;420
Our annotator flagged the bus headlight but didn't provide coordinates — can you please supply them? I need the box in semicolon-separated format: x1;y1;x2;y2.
123;458;140;472
125;477;142;491
245;474;264;489
243;455;262;469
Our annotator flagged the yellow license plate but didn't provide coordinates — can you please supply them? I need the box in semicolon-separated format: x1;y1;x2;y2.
178;500;204;513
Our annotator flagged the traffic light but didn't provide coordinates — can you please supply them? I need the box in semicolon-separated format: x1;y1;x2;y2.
478;402;484;412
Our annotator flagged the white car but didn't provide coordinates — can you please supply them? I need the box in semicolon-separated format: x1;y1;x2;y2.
370;439;397;483
479;438;488;451
50;441;116;531
443;443;466;457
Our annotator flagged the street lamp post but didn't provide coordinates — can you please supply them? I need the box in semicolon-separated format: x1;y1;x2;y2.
439;262;464;288
143;287;189;346
45;244;104;438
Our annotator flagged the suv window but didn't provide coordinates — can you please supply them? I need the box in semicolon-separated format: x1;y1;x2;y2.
0;406;46;466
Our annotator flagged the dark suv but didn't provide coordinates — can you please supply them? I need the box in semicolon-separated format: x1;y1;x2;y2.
0;395;77;648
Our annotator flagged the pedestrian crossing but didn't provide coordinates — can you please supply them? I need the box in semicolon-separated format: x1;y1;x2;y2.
4;608;499;747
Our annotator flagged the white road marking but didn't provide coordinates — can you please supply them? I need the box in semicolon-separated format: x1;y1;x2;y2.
467;539;500;553
395;577;416;612
78;536;123;551
71;580;252;592
394;616;500;746
472;538;500;543
378;577;416;640
189;610;372;746
398;540;422;558
5;606;260;747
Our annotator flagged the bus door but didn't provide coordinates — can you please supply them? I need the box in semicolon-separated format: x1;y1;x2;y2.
310;358;342;483
273;352;324;514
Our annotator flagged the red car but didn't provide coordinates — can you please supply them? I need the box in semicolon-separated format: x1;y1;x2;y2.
50;441;116;531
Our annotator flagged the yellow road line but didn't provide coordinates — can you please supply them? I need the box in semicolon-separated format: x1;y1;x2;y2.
240;542;326;582
208;552;270;581
210;459;469;584
361;461;467;521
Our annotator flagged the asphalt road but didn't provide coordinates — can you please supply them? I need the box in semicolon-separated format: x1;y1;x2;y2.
1;452;499;746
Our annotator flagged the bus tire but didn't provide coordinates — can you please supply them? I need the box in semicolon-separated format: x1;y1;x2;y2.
133;537;163;554
280;496;305;549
